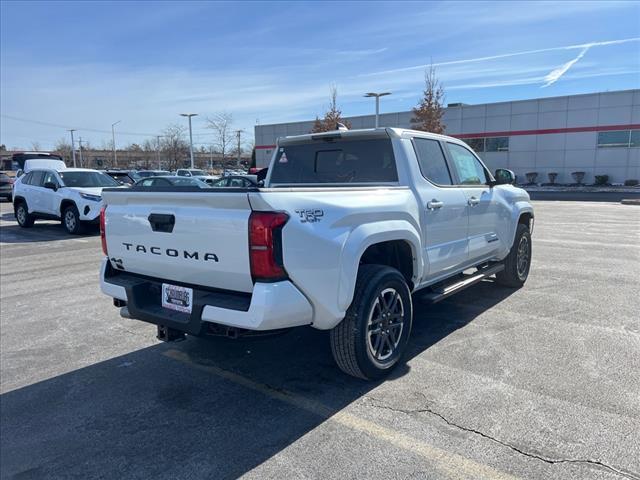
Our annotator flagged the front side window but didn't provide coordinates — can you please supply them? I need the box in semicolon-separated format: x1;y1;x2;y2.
413;138;452;186
597;130;630;148
42;171;58;186
59;171;119;188
270;137;397;185
446;143;488;185
630;130;640;148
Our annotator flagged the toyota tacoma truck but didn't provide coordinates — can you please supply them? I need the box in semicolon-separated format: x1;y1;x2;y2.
99;127;533;380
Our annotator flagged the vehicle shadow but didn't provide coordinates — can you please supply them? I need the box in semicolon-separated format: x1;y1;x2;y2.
0;280;514;479
0;223;99;243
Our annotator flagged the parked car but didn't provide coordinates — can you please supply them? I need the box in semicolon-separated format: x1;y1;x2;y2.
105;170;141;186
176;168;218;185
13;161;121;233
135;176;210;188
137;170;171;178
99;127;533;380
211;175;258;188
0;172;14;200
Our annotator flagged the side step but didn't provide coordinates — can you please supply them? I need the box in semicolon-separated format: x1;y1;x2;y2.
420;263;504;304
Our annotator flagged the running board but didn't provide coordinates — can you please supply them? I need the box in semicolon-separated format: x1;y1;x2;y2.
420;263;504;304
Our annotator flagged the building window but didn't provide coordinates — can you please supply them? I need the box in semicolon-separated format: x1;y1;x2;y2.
485;137;509;152
465;138;485;152
630;130;640;148
597;130;631;148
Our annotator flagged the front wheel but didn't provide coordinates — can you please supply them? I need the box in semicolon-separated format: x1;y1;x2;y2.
330;264;413;380
62;205;84;234
496;223;532;288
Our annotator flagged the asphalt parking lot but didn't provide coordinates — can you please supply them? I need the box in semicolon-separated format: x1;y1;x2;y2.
0;200;638;480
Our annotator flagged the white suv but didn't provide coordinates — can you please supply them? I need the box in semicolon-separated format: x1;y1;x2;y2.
13;167;120;234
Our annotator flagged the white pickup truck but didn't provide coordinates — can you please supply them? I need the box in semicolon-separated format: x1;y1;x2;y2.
100;128;533;379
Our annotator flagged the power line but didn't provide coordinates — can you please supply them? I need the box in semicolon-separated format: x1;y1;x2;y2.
1;114;158;137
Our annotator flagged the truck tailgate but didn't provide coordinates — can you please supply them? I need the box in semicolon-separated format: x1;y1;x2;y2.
102;190;254;293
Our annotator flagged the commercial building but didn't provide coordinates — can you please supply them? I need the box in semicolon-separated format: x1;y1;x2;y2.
254;89;640;184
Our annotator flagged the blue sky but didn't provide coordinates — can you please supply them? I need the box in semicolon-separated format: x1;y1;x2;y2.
1;0;639;150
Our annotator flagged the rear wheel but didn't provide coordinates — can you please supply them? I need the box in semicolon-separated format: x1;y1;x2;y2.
62;205;84;234
496;223;531;288
15;201;35;228
330;264;412;380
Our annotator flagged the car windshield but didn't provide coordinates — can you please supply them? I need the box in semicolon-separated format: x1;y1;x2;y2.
189;170;206;176
170;177;209;187
137;171;156;178
59;171;120;188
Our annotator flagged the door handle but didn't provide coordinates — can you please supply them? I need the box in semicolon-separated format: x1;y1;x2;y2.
468;196;480;207
426;200;444;210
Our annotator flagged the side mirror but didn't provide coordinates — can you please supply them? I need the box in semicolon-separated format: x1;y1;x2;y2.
44;182;58;191
493;168;516;186
16;169;24;178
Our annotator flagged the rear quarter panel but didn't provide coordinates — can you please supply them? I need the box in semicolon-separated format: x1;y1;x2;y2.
250;188;422;329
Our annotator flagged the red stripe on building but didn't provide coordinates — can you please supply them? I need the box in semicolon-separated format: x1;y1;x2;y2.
255;124;640;149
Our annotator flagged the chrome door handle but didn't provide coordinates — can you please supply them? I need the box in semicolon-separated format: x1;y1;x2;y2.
468;196;480;206
427;200;444;210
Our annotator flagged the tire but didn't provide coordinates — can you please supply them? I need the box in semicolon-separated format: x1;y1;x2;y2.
496;223;532;288
15;201;35;228
330;264;413;380
62;204;84;234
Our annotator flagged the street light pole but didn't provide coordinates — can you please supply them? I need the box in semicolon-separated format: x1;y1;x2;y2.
68;129;77;167
235;129;244;167
180;113;198;168
156;135;162;170
364;92;391;128
111;120;121;167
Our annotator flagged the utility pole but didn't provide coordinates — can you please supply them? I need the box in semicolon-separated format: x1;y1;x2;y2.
78;137;84;167
68;129;77;167
180;113;198;168
209;144;214;170
364;92;391;128
111;120;121;167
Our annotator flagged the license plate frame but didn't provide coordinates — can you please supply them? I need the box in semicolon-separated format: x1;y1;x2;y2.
162;283;193;314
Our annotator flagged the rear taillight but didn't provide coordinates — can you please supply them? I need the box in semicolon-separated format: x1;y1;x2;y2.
249;211;289;282
99;206;108;255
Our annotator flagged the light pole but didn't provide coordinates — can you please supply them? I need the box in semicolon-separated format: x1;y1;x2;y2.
364;92;391;128
68;129;77;167
111;120;121;167
180;113;198;168
235;129;244;168
156;135;163;170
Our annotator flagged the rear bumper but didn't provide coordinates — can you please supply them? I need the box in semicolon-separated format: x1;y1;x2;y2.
99;258;313;333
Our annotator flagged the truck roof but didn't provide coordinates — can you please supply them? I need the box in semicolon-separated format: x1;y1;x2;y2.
277;127;464;146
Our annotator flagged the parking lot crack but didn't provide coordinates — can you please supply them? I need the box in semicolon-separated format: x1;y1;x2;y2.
363;397;639;480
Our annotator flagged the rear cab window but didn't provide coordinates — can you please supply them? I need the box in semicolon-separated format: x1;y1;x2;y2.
269;135;398;186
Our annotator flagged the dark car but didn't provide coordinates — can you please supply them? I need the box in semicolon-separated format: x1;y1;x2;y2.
0;172;14;200
135;176;210;188
137;170;171;178
211;175;258;188
105;170;141;186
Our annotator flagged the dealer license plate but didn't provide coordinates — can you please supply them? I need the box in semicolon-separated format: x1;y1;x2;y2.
162;283;193;313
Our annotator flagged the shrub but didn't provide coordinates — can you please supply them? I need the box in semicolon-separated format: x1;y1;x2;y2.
547;172;558;184
525;172;538;184
594;175;609;186
571;171;586;185
624;179;639;187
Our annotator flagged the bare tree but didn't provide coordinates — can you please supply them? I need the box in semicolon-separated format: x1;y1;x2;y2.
311;85;352;133
54;138;73;166
160;124;189;171
411;65;446;134
206;112;234;165
30;141;41;151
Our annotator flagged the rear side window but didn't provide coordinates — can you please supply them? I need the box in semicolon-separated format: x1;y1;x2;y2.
29;171;45;186
270;138;397;185
446;143;489;185
413;138;452;185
